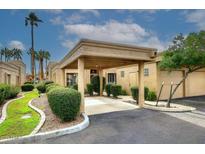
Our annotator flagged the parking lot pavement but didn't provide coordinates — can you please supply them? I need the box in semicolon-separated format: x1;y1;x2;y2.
32;109;205;144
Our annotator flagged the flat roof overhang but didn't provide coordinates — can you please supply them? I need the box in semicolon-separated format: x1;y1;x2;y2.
59;39;157;69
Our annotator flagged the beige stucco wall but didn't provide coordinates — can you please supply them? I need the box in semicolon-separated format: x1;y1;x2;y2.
49;60;205;100
0;61;26;86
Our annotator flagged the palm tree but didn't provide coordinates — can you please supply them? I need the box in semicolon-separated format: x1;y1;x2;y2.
0;48;5;61
13;48;23;60
36;50;45;80
25;12;43;80
44;51;51;78
3;48;10;62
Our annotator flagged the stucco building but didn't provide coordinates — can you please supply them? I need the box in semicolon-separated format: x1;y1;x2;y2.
48;39;205;112
0;60;26;86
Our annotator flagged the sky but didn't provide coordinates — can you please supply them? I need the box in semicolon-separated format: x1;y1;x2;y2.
0;9;204;73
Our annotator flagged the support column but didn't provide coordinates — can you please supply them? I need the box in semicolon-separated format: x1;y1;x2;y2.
138;61;145;107
99;69;103;96
78;57;85;113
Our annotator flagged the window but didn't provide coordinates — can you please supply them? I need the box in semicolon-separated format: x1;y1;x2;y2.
108;73;116;84
16;76;20;86
144;68;149;76
66;73;78;87
5;73;11;85
121;71;125;78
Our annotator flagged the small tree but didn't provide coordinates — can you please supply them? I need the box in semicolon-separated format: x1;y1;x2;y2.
159;31;205;107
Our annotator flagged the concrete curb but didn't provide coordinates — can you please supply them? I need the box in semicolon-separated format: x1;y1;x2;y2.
28;99;46;135
0;113;89;144
0;94;25;124
144;101;196;113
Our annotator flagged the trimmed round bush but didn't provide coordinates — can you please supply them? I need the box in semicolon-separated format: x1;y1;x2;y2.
105;84;112;97
21;84;34;92
9;86;20;99
24;81;34;84
86;84;94;96
147;91;157;101
47;87;81;122
111;84;122;98
36;83;46;93
131;86;138;101
46;84;61;93
91;75;105;95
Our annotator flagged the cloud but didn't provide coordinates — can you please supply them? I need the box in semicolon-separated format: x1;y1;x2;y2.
61;40;77;49
50;16;64;25
43;9;63;14
80;9;100;17
8;40;25;50
63;20;166;51
185;10;205;30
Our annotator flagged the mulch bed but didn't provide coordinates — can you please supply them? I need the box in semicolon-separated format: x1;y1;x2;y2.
32;94;84;133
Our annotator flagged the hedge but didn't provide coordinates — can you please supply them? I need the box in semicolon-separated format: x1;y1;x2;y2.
0;84;20;105
24;81;34;84
69;84;78;90
91;75;105;95
46;84;61;93
105;84;112;97
36;82;46;93
111;84;122;98
21;84;34;92
147;91;157;101
47;87;81;122
44;80;54;85
86;84;94;96
131;86;151;101
121;89;127;96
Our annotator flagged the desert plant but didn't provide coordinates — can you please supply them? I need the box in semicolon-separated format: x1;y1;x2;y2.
86;84;94;96
111;84;122;98
21;84;34;92
8;86;20;99
47;87;81;122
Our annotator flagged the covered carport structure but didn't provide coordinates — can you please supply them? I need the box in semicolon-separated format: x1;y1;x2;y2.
59;39;157;113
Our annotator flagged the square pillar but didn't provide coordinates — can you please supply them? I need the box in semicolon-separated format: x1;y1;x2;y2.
78;57;85;113
99;69;103;96
138;61;145;107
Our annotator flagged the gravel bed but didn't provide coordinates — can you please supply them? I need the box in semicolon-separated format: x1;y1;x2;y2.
32;94;84;133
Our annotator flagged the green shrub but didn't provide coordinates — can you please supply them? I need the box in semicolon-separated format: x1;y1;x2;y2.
47;87;81;122
36;83;46;93
91;75;105;95
44;80;54;85
144;87;149;100
21;84;34;92
111;84;122;98
69;84;78;90
147;91;157;101
121;89;127;95
9;86;20;99
86;84;94;96
0;84;20;104
46;84;61;93
131;86;138;101
0;85;7;104
24;81;34;84
105;84;112;97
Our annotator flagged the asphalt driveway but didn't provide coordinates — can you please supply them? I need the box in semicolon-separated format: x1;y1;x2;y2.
32;108;205;144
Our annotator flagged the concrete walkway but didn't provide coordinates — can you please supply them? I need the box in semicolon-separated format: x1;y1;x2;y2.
85;96;139;115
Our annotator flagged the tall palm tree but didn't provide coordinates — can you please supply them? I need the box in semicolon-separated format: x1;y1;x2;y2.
36;50;45;80
4;48;10;62
44;51;51;78
25;12;43;80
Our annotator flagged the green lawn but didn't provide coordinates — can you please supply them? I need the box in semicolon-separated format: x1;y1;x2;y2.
0;90;40;140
